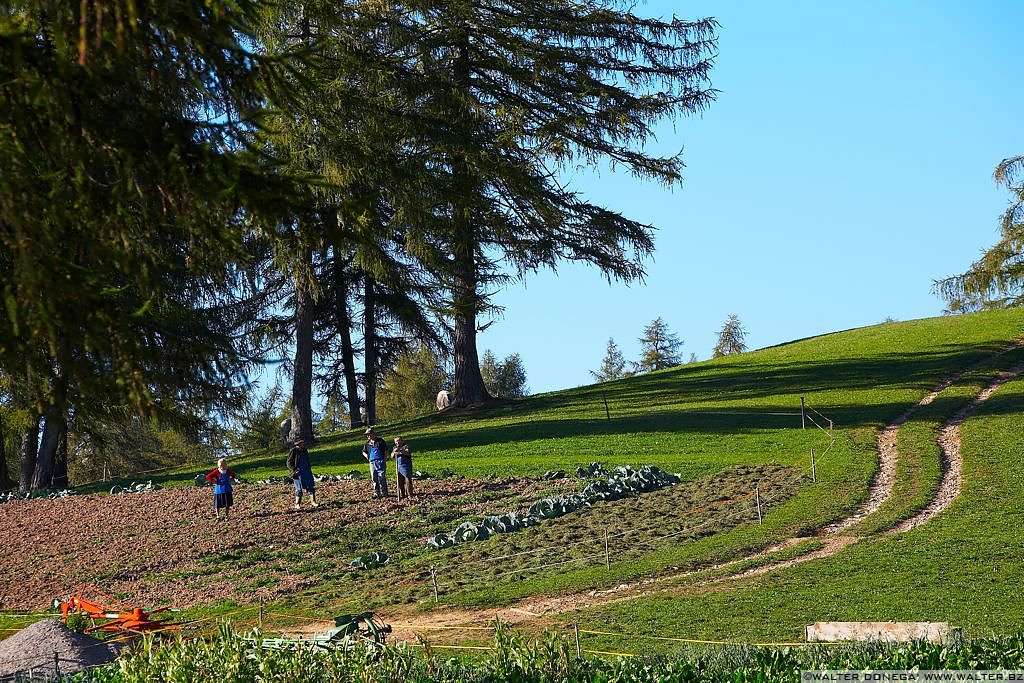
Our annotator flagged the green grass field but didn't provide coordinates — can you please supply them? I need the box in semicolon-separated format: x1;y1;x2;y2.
10;307;1024;649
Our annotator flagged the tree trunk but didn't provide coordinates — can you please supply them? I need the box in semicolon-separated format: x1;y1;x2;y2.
31;409;61;490
32;372;67;490
0;413;13;490
450;262;490;407
289;249;315;446
333;249;362;428
52;422;68;489
18;415;40;492
363;273;378;426
448;28;491;408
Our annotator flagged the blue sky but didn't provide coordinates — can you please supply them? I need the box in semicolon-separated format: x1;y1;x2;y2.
478;1;1024;394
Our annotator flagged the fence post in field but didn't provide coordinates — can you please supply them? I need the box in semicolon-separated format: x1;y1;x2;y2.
755;486;762;524
259;596;264;629
602;391;611;421
811;448;817;483
54;650;60;678
800;397;806;429
604;528;610;569
573;623;582;658
431;566;439;603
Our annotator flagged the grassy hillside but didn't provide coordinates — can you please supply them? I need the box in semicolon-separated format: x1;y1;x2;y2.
5;308;1024;645
574;360;1024;647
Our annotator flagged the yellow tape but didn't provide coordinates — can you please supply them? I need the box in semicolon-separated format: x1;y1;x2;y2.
582;648;637;657
579;628;729;644
577;628;837;648
392;624;496;631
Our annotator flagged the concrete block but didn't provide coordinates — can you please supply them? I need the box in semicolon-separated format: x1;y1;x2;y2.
805;622;953;643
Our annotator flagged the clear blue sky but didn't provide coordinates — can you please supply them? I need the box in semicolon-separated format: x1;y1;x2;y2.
478;0;1024;394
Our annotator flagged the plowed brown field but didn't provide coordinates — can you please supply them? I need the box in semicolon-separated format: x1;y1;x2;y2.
0;476;556;611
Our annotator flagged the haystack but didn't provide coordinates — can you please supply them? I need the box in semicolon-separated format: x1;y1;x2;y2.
0;619;121;677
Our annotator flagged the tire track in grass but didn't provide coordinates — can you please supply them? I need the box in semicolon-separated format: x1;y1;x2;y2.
705;350;1024;582
892;359;1024;533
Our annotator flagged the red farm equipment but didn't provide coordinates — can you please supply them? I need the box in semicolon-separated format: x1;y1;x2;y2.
55;585;180;636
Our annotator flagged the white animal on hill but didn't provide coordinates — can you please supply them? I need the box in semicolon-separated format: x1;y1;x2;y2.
436;390;451;411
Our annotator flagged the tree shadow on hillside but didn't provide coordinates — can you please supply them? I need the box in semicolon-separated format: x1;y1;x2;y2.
344;394;1013;459
149;340;1020;480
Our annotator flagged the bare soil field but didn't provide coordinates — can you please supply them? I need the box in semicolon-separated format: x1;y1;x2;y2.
0;476;559;611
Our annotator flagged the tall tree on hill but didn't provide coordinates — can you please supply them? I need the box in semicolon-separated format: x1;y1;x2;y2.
255;3;448;432
712;314;748;358
384;0;717;407
591;338;629;383
937;155;1024;312
635;318;683;373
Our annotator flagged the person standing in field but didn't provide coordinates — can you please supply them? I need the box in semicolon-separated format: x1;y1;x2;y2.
392;435;414;501
287;438;318;510
205;457;238;522
362;428;389;498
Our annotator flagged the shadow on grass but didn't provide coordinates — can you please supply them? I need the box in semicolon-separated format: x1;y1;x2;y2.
88;339;1023;488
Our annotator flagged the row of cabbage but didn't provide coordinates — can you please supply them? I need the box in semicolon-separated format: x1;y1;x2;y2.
427;465;680;549
0;488;74;503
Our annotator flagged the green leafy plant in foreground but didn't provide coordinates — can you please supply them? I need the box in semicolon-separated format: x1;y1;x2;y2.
78;624;1024;683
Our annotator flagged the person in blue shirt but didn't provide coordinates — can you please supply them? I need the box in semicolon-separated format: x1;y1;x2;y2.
204;458;238;521
287;438;318;510
362;428;389;498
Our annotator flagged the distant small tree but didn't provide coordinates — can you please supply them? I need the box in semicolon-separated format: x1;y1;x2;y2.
936;155;1024;312
231;383;286;455
591;338;629;382
687;352;699;364
377;344;451;421
635;318;683;373
712;314;747;358
317;394;351;436
480;350;529;399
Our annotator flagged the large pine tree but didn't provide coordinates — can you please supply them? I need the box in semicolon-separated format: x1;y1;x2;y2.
383;0;717;406
0;1;302;487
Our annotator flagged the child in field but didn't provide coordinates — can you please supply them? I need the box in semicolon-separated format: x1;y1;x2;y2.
392;435;414;501
205;457;238;521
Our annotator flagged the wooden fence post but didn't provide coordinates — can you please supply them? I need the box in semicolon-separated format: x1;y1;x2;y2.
573;623;582;658
431;566;439;603
800;397;806;430
604;528;610;569
811;448;817;483
755;486;762;524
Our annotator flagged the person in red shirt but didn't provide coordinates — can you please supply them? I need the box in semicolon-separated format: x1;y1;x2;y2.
205;458;238;521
